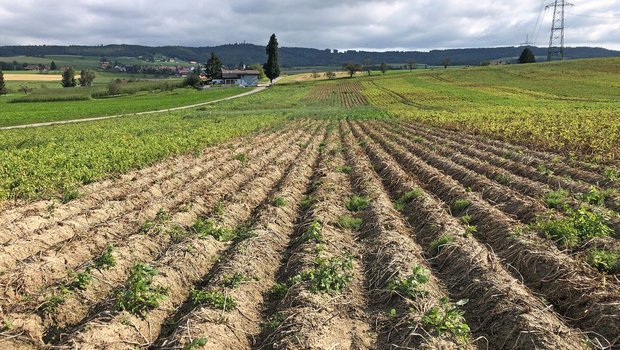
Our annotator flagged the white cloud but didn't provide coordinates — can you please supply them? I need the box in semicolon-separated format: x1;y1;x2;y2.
0;0;618;50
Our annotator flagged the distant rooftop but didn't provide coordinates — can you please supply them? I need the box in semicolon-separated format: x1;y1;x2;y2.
221;69;260;78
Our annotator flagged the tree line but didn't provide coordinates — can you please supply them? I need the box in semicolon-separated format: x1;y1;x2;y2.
2;45;619;67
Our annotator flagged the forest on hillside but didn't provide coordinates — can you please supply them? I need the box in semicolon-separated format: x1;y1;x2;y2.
1;44;619;67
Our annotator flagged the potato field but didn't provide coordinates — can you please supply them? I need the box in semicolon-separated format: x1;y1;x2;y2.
1;58;620;349
0;116;619;349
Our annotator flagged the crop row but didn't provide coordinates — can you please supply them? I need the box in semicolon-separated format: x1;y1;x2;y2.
0;122;319;349
360;74;620;160
352;120;620;347
305;81;368;108
2;119;620;349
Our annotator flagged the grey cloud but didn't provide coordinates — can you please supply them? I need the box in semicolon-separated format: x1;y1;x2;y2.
0;0;618;50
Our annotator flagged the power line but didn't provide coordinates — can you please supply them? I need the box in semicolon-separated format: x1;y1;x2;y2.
523;1;547;47
530;0;547;41
570;13;620;19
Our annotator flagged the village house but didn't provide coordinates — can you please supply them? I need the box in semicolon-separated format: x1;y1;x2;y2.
24;64;46;71
176;66;191;76
212;69;260;87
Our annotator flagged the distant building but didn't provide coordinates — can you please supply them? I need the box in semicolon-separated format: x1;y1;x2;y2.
212;69;260;87
177;66;191;76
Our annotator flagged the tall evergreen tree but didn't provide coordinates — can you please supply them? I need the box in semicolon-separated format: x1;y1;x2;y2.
50;61;57;70
264;34;280;84
0;70;7;95
518;47;536;64
205;52;222;78
61;67;77;87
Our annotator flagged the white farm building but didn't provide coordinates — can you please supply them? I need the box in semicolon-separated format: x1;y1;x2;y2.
212;69;260;87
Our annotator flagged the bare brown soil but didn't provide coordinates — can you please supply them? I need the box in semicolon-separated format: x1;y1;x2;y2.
259;129;376;349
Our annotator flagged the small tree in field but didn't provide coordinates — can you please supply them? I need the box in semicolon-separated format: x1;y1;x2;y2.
18;85;33;94
518;47;536;64
363;59;372;76
0;70;7;95
184;70;201;88
380;63;389;75
343;63;362;77
108;79;122;95
407;60;416;71
442;58;450;69
79;69;96;86
325;71;336;80
61;68;77;87
50;61;57;70
311;71;321;80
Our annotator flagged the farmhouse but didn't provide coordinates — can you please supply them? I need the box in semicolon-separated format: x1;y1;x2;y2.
212;69;260;87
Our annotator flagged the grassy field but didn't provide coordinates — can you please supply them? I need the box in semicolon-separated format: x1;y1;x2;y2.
0;55;193;70
3;70;170;85
0;86;245;127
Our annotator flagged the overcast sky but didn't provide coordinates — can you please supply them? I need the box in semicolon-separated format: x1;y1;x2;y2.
1;0;619;51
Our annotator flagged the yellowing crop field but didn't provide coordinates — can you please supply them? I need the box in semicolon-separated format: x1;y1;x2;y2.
3;73;63;81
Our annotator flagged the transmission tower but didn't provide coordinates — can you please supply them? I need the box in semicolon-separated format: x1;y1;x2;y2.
546;0;573;61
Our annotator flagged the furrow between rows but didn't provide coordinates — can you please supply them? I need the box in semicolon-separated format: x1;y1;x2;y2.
356;121;620;347
0;123;290;246
52;125;325;350
259;128;376;349
341;123;474;349
1;125;319;349
349;121;587;349
154;123;326;350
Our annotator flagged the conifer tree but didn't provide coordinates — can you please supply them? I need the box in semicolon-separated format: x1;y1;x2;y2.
264;34;280;84
205;52;222;79
518;47;536;64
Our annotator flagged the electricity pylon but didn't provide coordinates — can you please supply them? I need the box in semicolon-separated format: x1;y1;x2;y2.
546;0;573;61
